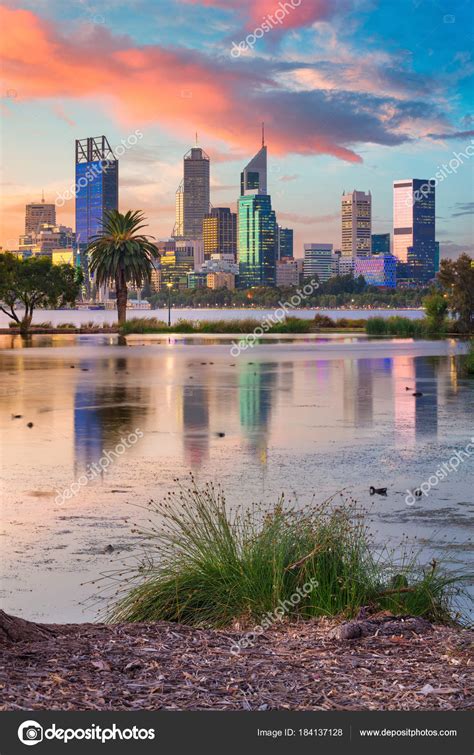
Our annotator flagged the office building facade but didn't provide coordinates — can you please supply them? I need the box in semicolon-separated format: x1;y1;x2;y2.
75;136;118;249
341;190;372;257
238;194;277;288
354;254;397;288
303;243;334;282
25;198;56;235
203;207;237;259
393;179;436;283
371;233;390;255
174;146;210;239
277;226;294;259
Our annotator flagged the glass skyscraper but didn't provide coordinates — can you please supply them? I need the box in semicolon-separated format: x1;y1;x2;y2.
277;227;294;259
238;134;277;288
75;136;118;274
238;194;277;288
393;179;435;283
203;207;237;259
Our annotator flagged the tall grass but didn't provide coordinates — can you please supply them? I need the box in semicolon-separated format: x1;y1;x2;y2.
120;316;313;335
464;339;474;375
108;483;470;628
366;316;427;337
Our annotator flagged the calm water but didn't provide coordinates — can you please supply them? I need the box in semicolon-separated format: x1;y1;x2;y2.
0;334;472;622
0;307;425;328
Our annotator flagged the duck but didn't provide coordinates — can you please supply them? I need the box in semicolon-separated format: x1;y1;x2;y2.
370;486;387;496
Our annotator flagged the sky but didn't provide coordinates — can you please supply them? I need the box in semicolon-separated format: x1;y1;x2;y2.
1;0;473;258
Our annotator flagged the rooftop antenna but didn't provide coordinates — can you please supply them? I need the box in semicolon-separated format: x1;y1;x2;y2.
195;131;198;146
41;189;45;203
261;121;265;147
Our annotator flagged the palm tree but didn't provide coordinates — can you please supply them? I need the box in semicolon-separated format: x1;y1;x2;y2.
87;210;157;325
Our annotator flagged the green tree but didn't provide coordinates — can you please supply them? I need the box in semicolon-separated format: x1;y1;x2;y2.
0;254;82;334
437;254;474;333
87;210;157;325
423;292;448;334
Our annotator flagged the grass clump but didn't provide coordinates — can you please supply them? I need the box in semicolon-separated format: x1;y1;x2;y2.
108;483;470;628
366;316;427;337
464;339;474;375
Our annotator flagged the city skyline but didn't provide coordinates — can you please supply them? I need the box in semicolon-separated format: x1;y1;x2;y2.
0;1;473;258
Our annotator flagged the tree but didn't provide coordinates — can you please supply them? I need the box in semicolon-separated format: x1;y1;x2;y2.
437;254;474;333
87;210;157;325
423;292;448;334
0;254;82;334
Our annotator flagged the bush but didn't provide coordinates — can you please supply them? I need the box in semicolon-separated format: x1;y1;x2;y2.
313;314;336;329
108;483;470;628
57;322;76;330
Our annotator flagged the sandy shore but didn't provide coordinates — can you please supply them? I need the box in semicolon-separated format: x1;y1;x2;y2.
1;615;472;711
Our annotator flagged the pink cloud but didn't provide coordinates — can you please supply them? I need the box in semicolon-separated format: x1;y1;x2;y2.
180;0;336;30
0;5;362;162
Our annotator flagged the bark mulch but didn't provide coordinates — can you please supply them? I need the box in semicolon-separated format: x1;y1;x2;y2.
0;614;472;711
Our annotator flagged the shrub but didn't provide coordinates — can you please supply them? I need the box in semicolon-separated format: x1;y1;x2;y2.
108;483;470;628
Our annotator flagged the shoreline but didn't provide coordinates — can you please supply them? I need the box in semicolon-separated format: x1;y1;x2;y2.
1;614;472;711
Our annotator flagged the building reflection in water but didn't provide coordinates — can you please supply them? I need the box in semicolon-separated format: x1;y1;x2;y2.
73;356;148;472
239;361;276;465
182;383;210;468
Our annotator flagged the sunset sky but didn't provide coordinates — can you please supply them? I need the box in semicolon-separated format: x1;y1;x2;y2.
1;0;473;256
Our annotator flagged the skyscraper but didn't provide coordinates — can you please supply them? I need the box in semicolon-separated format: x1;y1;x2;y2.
393;179;435;282
174;144;210;239
277;227;293;259
240;126;267;195
238;194;277;288
25;197;56;235
75;136;118;252
203;207;237;259
341;190;372;257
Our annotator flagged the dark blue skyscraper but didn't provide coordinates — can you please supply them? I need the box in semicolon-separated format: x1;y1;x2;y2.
75;136;118;273
393;179;435;284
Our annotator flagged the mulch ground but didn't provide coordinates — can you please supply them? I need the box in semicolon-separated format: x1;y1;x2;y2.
0;618;472;711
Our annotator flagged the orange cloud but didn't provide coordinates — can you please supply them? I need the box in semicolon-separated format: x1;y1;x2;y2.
0;5;362;163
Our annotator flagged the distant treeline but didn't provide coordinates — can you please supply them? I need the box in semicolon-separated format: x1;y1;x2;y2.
146;275;429;309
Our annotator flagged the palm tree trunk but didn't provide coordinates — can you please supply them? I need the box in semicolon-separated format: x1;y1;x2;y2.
115;271;128;326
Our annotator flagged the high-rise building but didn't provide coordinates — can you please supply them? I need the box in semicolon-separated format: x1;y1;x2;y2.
341;190;372;257
75;135;118;255
393;179;435;282
241;128;267;195
238;133;276;288
25;197;56;235
203;207;237;259
303;243;334;282
238;194;277;288
277;226;293;259
371;233;390;255
174;145;210;239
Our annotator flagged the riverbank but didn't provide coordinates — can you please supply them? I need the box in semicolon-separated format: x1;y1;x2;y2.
1;613;472;710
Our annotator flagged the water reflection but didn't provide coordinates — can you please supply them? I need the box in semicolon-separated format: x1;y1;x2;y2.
74;356;149;470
